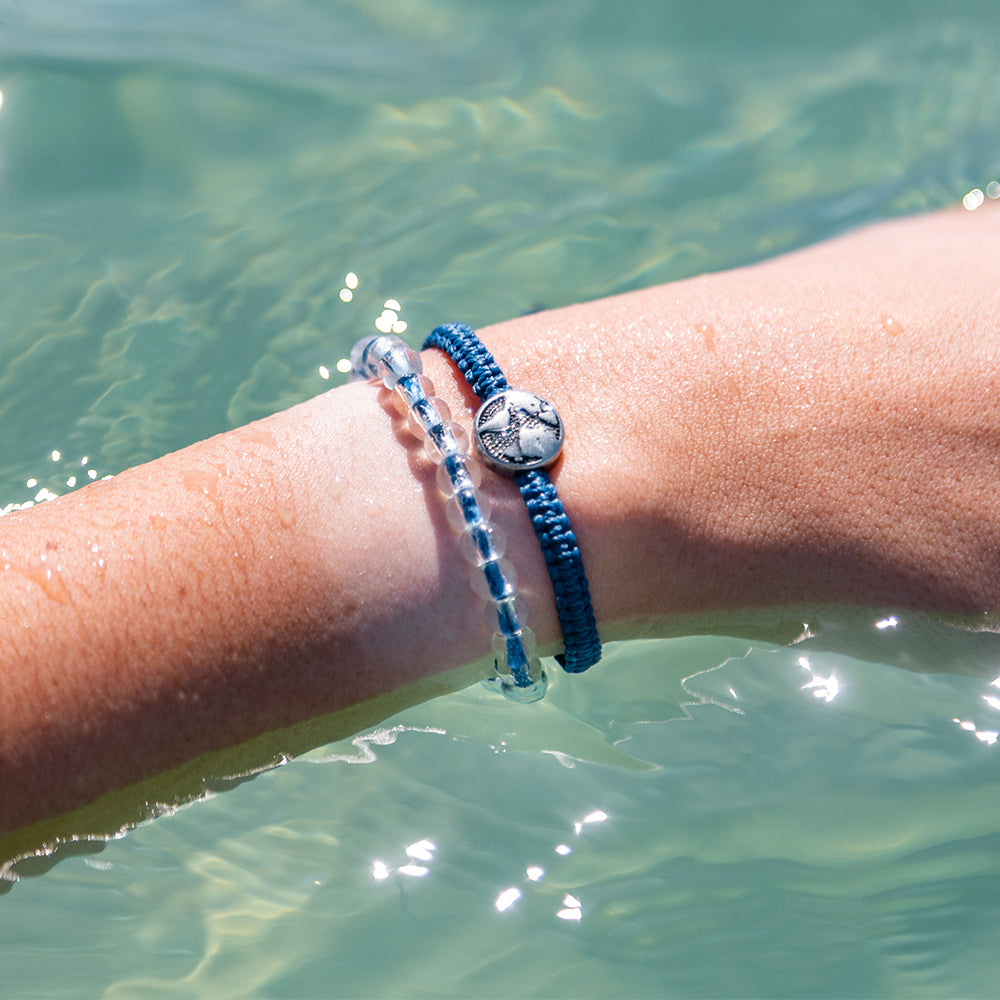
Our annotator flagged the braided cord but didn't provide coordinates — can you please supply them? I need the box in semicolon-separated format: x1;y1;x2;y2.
423;323;602;673
423;322;509;399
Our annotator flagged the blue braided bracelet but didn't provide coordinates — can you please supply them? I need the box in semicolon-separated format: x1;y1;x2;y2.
423;322;602;673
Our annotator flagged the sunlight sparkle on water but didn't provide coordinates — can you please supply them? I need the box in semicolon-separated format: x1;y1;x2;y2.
963;188;985;210
397;864;429;877
573;809;608;835
495;887;521;912
405;839;436;862
798;656;840;703
954;717;998;745
556;894;583;921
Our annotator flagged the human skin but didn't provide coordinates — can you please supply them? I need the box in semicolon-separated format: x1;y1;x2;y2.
1;206;999;836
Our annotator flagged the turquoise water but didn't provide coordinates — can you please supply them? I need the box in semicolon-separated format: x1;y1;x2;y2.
3;1;1000;995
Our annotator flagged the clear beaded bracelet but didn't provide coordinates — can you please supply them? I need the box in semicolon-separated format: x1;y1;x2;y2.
349;333;547;702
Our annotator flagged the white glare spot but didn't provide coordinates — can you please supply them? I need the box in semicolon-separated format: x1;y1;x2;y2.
405;839;436;862
875;616;898;630
345;272;359;289
87;469;98;480
384;298;401;311
391;320;408;334
556;907;583;921
339;288;353;302
51;450;61;462
526;866;545;882
987;181;1000;200
495;887;521;912
0;90;3;111
802;673;840;703
574;809;608;835
336;358;352;374
563;893;582;908
983;695;1000;712
318;365;330;380
26;478;37;488
374;314;392;333
960;720;977;731
372;860;390;881
35;488;58;502
397;864;428;878
797;656;810;670
963;188;985;211
976;730;999;745
555;844;572;856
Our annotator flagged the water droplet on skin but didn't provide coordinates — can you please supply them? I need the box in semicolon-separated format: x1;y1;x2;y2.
9;558;72;604
881;315;903;336
696;322;716;353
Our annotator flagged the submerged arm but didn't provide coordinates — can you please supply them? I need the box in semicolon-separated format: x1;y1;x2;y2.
2;206;999;835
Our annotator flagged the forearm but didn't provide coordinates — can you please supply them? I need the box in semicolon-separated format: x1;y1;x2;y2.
479;206;1000;626
2;206;999;833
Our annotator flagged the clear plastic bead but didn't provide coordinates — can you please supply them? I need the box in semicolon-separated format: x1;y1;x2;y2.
486;593;528;635
348;336;381;381
459;521;507;567
406;396;448;439
424;421;469;464
496;662;547;702
375;339;422;389
469;557;516;602
445;486;490;532
436;456;481;498
487;628;546;702
492;626;537;666
393;373;434;415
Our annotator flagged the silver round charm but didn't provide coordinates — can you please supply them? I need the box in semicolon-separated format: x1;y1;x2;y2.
473;389;564;474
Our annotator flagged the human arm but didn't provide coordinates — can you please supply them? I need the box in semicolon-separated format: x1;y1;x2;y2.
2;206;999;835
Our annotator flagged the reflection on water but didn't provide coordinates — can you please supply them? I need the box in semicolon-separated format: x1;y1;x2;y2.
5;623;1000;996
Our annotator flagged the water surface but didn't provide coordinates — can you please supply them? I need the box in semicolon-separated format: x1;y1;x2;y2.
3;1;1000;996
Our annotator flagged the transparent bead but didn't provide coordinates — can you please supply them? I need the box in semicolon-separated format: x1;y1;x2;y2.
375;339;422;389
486;593;528;635
459;521;507;567
436;455;481;498
469;557;516;602
492;626;537;666
445;486;490;532
406;396;448;439
424;421;469;464
497;663;547;703
348;336;381;381
488;628;546;702
391;372;433;415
